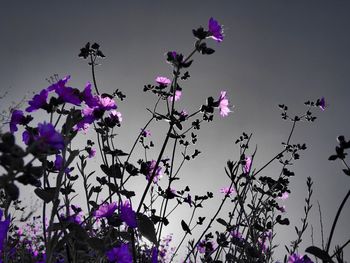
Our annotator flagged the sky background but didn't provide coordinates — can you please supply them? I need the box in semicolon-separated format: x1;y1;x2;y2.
1;1;350;261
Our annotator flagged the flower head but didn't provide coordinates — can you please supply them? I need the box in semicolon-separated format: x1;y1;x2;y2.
144;160;162;183
220;186;235;196
109;110;122;123
106;243;133;263
141;129;151;137
218;91;231;117
0;209;10;252
94;202;117;219
37;122;64;151
288;253;314;263
317;97;326;111
155;76;171;86
26;89;49;112
120;200;137;228
10;110;28;133
169;90;182;102
278;192;289;200
98;96;117;111
82;82;99;108
208;17;224;42
243;156;252;174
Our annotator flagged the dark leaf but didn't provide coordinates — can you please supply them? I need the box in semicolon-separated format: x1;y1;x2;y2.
137;214;157;244
34;187;56;203
305;246;334;262
181;220;192;235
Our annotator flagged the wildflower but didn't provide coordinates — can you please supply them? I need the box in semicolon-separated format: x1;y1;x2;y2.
197;240;215;254
208;17;224;42
94;202;117;219
278;192;289;200
87;148;96;158
151;247;158;263
106;243;133;263
218;91;231;117
243;156;252;174
82;82;99;108
98;95;117;111
317;97;326;111
288;253;314;263
120;200;137;228
37;122;65;151
155;76;171;86
54;80;81;106
109;110;122;123
141;129;151;137
10;110;26;133
169;90;182;102
26;89;49;112
145;160;162;183
220;186;235;196
230;230;243;241
0;209;10;252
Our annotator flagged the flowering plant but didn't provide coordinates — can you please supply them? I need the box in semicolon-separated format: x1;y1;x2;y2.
0;18;348;263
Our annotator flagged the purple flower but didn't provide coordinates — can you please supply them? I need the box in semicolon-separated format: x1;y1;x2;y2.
37;122;65;151
26;89;49;112
288;253;314;263
87;148;96;158
54;77;81;105
141;129;151;137
106;243;133;263
120;200;137;228
220;186;235;196
156;76;171;86
243;156;252;174
98;96;117;111
151;247;158;263
145;160;162;183
94;202;117;219
277;192;289;200
9;110;25;133
218;91;231;117
169;90;182;102
0;209;10;252
230;230;243;241
208;17;224;42
82;82;99;108
54;155;71;174
317;97;326;111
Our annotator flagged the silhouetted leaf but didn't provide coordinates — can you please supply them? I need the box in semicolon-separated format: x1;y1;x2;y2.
305;246;334;262
181;220;192;235
35;187;56;203
137;214;157;244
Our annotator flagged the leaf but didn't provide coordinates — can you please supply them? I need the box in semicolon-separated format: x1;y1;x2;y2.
342;169;350;176
181;220;192;235
137;214;157;244
305;246;335;262
216;218;227;227
328;155;338;161
35;187;56;203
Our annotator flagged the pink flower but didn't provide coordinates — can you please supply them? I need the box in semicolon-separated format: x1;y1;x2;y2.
169;90;182;102
243;156;252;174
110;110;123;123
94;202;117;218
278;192;289;200
156;76;171;86
218;91;231;117
98;96;117;111
220;186;235;196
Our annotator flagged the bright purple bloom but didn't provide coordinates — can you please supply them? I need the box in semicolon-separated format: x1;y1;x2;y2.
243;156;252;174
208;17;224;42
54;155;71;174
94;202;117;219
218;91;231;117
10;110;25;133
120;200;137;228
22;130;31;145
141;129;151;137
55;81;81;106
151;247;158;263
156;76;171;86
0;209;10;252
82;82;99;108
220;186;235;196
106;243;133;263
288;253;314;263
169;90;182;102
26;89;49;112
37;122;65;151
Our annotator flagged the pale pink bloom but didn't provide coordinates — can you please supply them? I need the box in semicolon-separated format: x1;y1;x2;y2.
110;110;123;123
220;186;235;196
156;76;171;86
278;192;289;200
243;156;252;174
98;96;117;110
218;91;231;117
82;106;94;116
169;90;182;102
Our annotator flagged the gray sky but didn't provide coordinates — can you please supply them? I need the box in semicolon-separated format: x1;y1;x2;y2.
1;1;349;261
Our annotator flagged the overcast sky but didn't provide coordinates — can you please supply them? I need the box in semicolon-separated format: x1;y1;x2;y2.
1;1;349;261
